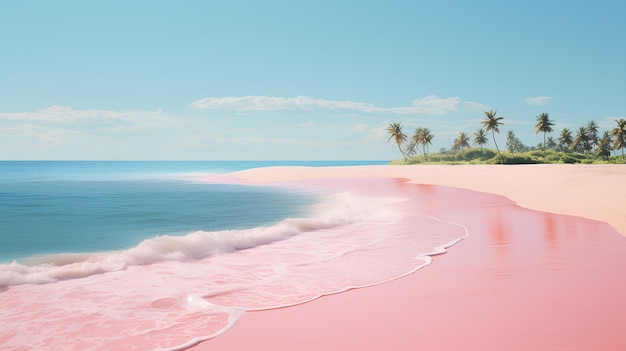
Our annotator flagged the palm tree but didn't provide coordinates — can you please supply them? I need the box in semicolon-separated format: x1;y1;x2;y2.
452;132;470;151
596;131;613;160
481;110;504;164
610;118;626;160
386;122;408;159
473;128;489;149
546;136;557;150
570;126;591;154
423;130;434;159
404;141;418;158
412;127;434;160
535;113;555;150
586;120;599;150
558;128;573;152
506;130;527;153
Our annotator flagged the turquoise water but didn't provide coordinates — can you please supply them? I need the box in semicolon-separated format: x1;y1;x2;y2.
0;160;387;181
0;161;386;263
1;160;474;350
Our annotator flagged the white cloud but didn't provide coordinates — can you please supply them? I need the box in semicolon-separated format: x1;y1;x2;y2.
387;96;460;115
0;105;134;124
0;124;87;145
598;115;626;129
190;95;479;116
0;107;182;158
190;95;380;112
463;101;491;111
524;96;553;106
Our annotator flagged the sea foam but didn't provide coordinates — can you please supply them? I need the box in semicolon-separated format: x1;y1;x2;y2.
0;179;468;351
0;193;400;287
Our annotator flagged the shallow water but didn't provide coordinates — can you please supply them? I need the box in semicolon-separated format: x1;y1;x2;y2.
0;163;468;350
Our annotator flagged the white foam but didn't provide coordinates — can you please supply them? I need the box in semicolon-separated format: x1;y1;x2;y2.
0;181;471;351
0;193;403;287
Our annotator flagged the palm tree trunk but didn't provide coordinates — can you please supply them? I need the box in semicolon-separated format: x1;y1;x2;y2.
397;143;408;160
492;130;502;165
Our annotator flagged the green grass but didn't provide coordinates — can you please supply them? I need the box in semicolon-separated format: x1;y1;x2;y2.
391;148;626;165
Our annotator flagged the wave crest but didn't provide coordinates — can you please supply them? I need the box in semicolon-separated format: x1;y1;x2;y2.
0;193;401;287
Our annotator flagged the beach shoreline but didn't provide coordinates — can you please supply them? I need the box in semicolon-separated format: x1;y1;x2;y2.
192;164;626;350
230;164;626;236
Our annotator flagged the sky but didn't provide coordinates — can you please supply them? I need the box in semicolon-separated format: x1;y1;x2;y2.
1;0;625;160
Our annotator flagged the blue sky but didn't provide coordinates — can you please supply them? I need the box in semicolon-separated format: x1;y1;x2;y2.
1;0;624;160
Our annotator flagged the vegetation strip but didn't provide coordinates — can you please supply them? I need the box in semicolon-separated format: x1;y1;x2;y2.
387;113;626;164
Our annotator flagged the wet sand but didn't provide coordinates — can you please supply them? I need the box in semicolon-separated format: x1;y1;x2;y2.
231;164;626;236
193;164;626;351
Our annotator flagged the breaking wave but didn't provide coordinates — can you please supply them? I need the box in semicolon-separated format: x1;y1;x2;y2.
0;193;401;287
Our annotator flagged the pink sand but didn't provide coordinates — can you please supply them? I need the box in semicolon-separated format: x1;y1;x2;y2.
193;164;626;351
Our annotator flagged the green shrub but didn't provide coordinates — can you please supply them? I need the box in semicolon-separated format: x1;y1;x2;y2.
388;148;621;165
456;148;497;161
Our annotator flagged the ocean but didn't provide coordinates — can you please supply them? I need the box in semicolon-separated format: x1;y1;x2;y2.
0;161;386;263
0;160;468;350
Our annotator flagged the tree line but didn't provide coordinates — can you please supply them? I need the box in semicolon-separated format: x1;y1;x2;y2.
387;111;626;164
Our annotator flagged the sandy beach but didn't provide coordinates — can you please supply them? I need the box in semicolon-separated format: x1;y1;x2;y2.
193;164;626;351
231;164;626;237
